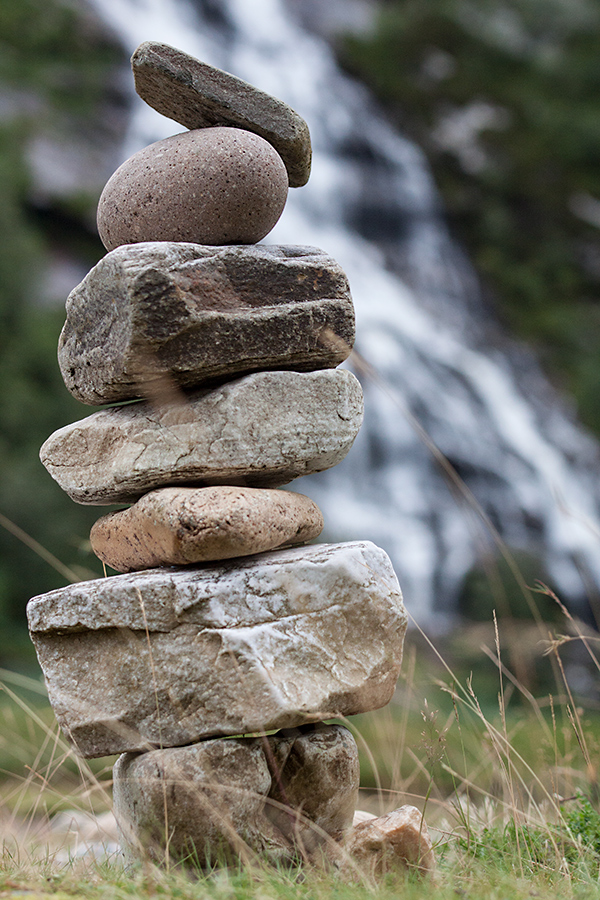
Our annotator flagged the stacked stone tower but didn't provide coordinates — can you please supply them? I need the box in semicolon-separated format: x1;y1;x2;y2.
26;43;433;874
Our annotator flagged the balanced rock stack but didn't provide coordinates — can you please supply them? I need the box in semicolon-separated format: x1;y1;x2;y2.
26;43;433;874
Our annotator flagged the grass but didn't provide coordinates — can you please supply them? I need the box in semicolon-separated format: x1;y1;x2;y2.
2;602;600;898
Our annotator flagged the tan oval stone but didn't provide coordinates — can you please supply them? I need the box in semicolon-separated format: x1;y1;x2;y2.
97;127;288;250
90;486;324;572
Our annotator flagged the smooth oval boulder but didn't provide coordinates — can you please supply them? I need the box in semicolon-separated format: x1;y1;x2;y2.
114;723;358;865
97;127;288;250
90;486;324;572
27;541;406;757
40;369;364;506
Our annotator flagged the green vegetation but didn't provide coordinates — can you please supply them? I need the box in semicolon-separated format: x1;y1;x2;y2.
3;612;600;897
341;0;600;433
0;0;126;664
0;0;124;115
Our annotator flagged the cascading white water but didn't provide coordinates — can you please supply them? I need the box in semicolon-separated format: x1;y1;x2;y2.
88;0;600;624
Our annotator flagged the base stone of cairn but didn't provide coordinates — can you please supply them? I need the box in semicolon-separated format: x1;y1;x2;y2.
27;40;434;877
113;723;359;865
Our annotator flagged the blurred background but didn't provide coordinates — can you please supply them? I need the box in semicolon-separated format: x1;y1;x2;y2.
3;0;600;673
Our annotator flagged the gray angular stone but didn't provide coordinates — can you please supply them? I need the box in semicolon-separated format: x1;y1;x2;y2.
40;369;363;505
131;41;311;187
90;486;324;572
27;541;406;757
113;723;359;866
97;128;288;251
58;242;355;405
264;723;359;852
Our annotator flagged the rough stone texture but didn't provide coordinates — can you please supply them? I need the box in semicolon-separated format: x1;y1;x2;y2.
113;723;358;865
40;369;363;505
264;722;359;853
131;41;311;187
337;806;435;876
27;541;406;757
90;486;324;572
58;242;355;405
97;127;288;251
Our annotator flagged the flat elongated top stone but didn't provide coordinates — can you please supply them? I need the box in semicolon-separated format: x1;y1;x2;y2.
90;486;324;571
132;41;311;187
27;541;407;757
58;243;355;405
40;369;363;505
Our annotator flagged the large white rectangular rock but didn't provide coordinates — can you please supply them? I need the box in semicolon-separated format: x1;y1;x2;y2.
27;542;406;758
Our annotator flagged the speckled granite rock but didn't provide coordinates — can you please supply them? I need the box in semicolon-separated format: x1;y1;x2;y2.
40;369;363;505
27;541;406;757
58;242;355;405
90;486;324;571
131;41;311;187
97;127;288;251
113;723;358;865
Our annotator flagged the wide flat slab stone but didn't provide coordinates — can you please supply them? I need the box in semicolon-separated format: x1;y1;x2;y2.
114;723;359;865
90;486;324;572
131;41;311;187
97;128;288;251
27;541;406;757
58;243;355;405
40;369;363;505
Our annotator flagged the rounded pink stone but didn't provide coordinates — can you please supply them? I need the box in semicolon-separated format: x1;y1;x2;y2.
97;126;288;249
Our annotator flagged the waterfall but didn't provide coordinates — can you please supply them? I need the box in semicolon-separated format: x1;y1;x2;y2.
87;0;600;624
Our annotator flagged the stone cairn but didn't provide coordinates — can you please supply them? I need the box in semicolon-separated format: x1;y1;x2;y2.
26;43;434;876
